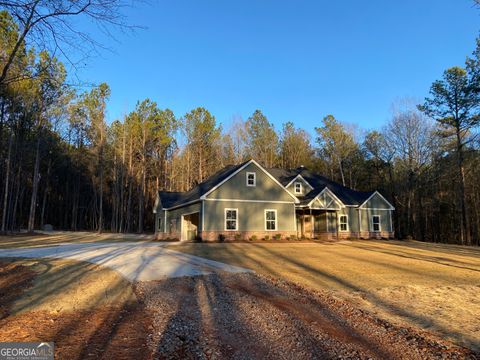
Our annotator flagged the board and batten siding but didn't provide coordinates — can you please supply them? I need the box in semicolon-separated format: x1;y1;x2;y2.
205;162;294;202
203;200;296;232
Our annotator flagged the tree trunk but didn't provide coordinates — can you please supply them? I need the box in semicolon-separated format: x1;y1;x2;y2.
1;133;13;233
456;128;470;245
27;136;41;232
40;158;52;229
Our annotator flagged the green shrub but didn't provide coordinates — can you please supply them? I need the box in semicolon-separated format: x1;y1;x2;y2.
218;234;226;242
234;233;242;241
264;235;270;241
274;233;282;240
250;235;257;241
290;234;297;241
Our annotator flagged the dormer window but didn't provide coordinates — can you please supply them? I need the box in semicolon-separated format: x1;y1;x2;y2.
246;172;256;187
294;182;302;194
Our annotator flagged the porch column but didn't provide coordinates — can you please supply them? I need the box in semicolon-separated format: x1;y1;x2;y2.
302;210;306;238
310;209;313;239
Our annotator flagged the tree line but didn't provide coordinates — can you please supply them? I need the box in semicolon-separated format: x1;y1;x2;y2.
1;3;480;245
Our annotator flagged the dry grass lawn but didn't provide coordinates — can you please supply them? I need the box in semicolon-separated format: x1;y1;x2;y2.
0;231;154;249
170;240;480;351
0;258;150;359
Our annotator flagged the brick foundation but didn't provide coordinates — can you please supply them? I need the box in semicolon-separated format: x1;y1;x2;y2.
155;230;395;242
156;231;180;241
199;231;298;242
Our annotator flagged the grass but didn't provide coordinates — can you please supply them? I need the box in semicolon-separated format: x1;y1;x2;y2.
169;240;480;351
0;231;154;249
0;258;149;359
1;257;136;314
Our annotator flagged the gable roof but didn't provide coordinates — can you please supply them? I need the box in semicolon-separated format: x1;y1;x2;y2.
159;162;389;210
159;160;250;209
267;167;375;206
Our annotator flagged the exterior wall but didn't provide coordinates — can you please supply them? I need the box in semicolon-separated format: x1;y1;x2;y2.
156;202;202;240
337;207;360;233
358;208;393;237
206;162;295;202
286;176;312;197
201;200;296;241
363;192;393;209
298;208;394;240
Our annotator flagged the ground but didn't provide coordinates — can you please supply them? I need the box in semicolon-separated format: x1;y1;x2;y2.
171;240;480;352
0;233;479;359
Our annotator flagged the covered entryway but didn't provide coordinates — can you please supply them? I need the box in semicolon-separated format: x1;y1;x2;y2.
296;209;337;239
181;212;199;241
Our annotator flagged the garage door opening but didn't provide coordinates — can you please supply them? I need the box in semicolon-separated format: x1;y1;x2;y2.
181;212;199;241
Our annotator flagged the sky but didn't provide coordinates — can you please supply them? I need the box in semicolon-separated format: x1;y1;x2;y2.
75;0;480;135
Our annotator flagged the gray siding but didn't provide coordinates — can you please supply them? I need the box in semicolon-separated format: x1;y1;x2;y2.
165;202;202;233
359;209;393;232
203;200;296;231
338;207;360;233
286;176;312;196
363;192;393;209
206;162;295;202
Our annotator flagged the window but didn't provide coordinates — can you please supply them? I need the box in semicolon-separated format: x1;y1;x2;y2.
158;217;163;231
339;215;348;232
246;172;256;186
294;182;302;194
265;209;277;230
372;215;381;232
225;208;238;231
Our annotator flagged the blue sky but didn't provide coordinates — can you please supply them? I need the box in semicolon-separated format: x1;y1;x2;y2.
77;0;479;134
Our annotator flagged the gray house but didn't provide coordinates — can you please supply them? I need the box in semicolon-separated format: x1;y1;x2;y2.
154;159;394;241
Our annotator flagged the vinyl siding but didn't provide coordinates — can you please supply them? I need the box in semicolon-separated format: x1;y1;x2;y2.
165;202;202;233
359;209;393;232
362;193;393;209
203;200;296;232
206;162;295;202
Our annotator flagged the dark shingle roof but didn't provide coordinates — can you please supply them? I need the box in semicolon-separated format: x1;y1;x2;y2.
158;160;250;209
267;167;373;206
159;161;374;209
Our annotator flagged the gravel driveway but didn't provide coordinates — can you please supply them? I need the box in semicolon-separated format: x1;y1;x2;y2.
139;272;477;360
0;242;251;281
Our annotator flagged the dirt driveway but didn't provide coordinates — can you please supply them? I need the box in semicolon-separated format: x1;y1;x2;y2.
0;242;251;280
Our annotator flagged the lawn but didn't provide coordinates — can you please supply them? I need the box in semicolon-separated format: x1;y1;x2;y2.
0;231;154;249
170;240;480;351
0;257;151;359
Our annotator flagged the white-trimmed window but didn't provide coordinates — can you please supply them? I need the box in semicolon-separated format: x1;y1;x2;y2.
225;208;238;231
339;215;348;232
372;215;381;232
246;172;256;187
265;209;277;231
294;182;302;194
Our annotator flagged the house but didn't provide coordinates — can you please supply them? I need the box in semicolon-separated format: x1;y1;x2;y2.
154;159;395;241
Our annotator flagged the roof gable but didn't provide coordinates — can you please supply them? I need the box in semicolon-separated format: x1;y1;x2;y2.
268;167;374;206
359;191;395;210
309;187;344;210
202;159;299;203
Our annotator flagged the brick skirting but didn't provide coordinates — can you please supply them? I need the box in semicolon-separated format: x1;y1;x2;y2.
200;231;298;242
155;230;395;242
156;231;180;241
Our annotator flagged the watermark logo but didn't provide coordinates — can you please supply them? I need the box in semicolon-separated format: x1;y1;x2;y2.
0;342;54;360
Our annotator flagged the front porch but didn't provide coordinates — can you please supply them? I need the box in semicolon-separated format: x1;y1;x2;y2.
296;209;339;240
